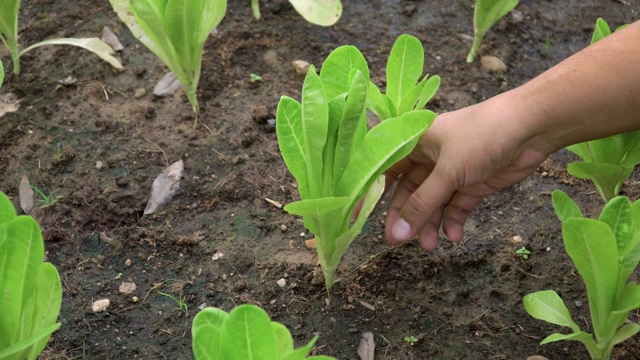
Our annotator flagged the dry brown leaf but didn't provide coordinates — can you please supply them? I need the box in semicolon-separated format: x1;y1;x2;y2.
0;93;21;119
19;175;34;214
144;159;185;215
153;71;182;97
102;26;124;51
358;332;375;360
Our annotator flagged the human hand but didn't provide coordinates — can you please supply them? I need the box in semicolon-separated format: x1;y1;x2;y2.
383;96;551;250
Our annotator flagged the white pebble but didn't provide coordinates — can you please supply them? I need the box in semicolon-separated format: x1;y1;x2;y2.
92;299;111;312
277;278;287;289
119;282;137;295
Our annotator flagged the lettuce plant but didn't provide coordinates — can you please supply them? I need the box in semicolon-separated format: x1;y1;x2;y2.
192;304;335;359
277;35;437;289
367;34;440;121
466;0;519;63
0;191;62;360
251;0;342;26
110;0;226;114
564;18;637;203
523;190;640;360
0;0;122;75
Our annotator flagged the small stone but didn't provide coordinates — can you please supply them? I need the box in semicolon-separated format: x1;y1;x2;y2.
277;278;287;288
116;177;129;187
132;296;139;303
305;238;317;249
510;10;524;23
95;160;105;170
291;60;310;76
280;224;288;232
134;88;146;99
299;232;305;237
198;303;207;311
481;56;507;73
212;252;223;261
92;299;111;312
527;356;549;360
575;300;583;308
119;282;137;295
511;235;523;244
125;259;132;267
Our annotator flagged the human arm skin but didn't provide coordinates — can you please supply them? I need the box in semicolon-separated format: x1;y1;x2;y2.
385;20;640;250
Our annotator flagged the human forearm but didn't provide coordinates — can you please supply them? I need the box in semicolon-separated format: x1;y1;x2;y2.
502;20;640;155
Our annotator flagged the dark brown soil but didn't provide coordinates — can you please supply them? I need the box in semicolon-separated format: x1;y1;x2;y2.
2;0;640;359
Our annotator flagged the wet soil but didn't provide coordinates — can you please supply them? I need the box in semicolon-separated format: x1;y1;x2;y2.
2;0;640;359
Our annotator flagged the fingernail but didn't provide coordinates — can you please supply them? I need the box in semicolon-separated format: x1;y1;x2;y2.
392;218;411;241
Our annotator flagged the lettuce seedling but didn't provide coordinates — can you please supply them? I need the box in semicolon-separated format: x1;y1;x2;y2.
277;37;437;289
564;18;637;203
367;34;440;121
0;191;62;360
250;0;342;26
466;0;519;63
192;304;335;359
0;0;122;75
110;0;226;115
523;190;640;360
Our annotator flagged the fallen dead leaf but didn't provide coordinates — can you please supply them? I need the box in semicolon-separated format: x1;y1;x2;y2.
358;332;375;360
153;71;182;97
144;159;185;215
19;175;34;214
0;93;21;119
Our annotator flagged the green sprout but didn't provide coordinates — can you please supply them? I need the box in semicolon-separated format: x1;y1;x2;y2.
29;185;62;209
249;73;263;82
516;246;531;260
404;335;419;346
158;291;188;315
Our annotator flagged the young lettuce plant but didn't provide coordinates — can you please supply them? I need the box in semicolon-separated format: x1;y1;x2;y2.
466;0;519;63
250;0;342;26
0;191;62;360
367;34;440;121
277;35;437;289
0;0;122;75
523;190;640;360
192;304;335;359
564;18;637;203
110;0;226;115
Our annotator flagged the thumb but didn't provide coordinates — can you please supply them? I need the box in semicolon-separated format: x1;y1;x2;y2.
388;164;458;243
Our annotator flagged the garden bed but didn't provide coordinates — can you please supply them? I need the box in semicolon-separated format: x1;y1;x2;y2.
1;0;639;358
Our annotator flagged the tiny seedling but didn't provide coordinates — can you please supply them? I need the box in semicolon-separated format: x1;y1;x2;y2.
192;304;335;359
249;73;263;82
404;335;419;346
250;0;342;26
524;191;640;360
157;290;188;315
466;0;519;63
0;0;122;75
115;272;122;280
52;143;66;164
0;191;62;360
29;185;62;209
564;18;637;203
515;246;531;260
109;0;226;115
277;34;438;289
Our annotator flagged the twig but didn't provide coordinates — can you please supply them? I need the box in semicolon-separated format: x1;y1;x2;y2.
142;136;169;167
